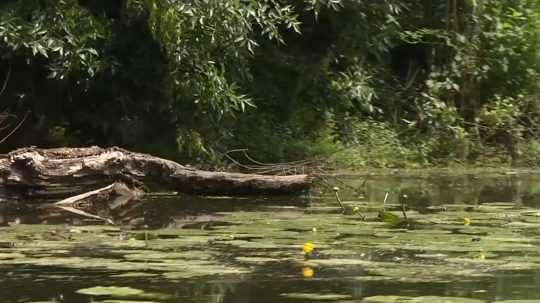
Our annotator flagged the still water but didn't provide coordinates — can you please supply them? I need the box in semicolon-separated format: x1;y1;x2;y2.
2;170;540;303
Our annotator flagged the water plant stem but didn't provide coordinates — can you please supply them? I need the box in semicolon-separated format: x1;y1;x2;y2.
333;187;345;213
383;192;389;211
401;196;409;225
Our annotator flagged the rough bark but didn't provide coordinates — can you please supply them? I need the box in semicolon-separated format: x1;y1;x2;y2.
0;146;311;200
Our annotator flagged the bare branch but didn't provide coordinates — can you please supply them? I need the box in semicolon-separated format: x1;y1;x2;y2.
0;66;11;97
0;110;29;144
0;67;27;144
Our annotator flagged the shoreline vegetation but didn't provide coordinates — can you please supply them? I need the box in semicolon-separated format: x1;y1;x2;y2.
323;139;540;170
1;1;540;170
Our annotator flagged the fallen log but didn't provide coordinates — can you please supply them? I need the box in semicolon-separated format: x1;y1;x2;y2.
0;146;311;200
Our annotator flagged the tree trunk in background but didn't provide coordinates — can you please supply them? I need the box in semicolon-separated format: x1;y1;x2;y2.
0;147;312;201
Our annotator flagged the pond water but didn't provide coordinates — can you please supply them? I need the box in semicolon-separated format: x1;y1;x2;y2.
2;170;540;303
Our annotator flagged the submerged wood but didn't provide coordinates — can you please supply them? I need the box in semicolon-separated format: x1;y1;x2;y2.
53;182;142;224
0;182;141;225
0;146;311;200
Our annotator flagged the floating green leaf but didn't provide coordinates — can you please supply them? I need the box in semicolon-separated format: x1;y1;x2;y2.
280;293;352;300
362;296;485;303
76;286;144;297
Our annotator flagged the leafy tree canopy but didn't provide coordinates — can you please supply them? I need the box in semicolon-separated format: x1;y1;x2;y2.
1;0;540;166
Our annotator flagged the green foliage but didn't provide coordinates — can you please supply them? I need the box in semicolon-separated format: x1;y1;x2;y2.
330;65;379;115
479;95;523;131
2;0;540;168
377;210;401;224
520;139;540;165
328;119;420;168
136;0;303;159
0;0;110;79
229;109;341;162
139;0;300;118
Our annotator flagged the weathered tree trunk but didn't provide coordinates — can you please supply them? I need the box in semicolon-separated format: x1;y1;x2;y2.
0;146;312;201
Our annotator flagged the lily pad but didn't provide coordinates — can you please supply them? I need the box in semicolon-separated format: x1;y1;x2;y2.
111;272;159;278
76;286;144;297
235;256;280;263
362;296;413;303
362;296;485;303
410;296;485;303
280;292;352;300
0;252;25;259
492;301;540;303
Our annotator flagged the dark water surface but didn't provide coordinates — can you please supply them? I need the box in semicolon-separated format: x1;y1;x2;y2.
2;170;540;303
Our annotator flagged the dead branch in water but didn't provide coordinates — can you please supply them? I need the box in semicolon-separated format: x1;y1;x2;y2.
54;182;142;224
224;149;326;175
223;149;368;199
0;146;312;200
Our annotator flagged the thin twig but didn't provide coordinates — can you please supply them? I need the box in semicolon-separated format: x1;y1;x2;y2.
223;149;324;176
0;110;29;144
0;66;11;97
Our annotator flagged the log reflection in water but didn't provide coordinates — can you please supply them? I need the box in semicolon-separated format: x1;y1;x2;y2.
0;192;307;229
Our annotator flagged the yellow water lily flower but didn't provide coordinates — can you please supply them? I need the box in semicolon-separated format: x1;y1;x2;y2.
352;206;361;214
303;242;315;254
302;266;314;278
464;217;471;226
